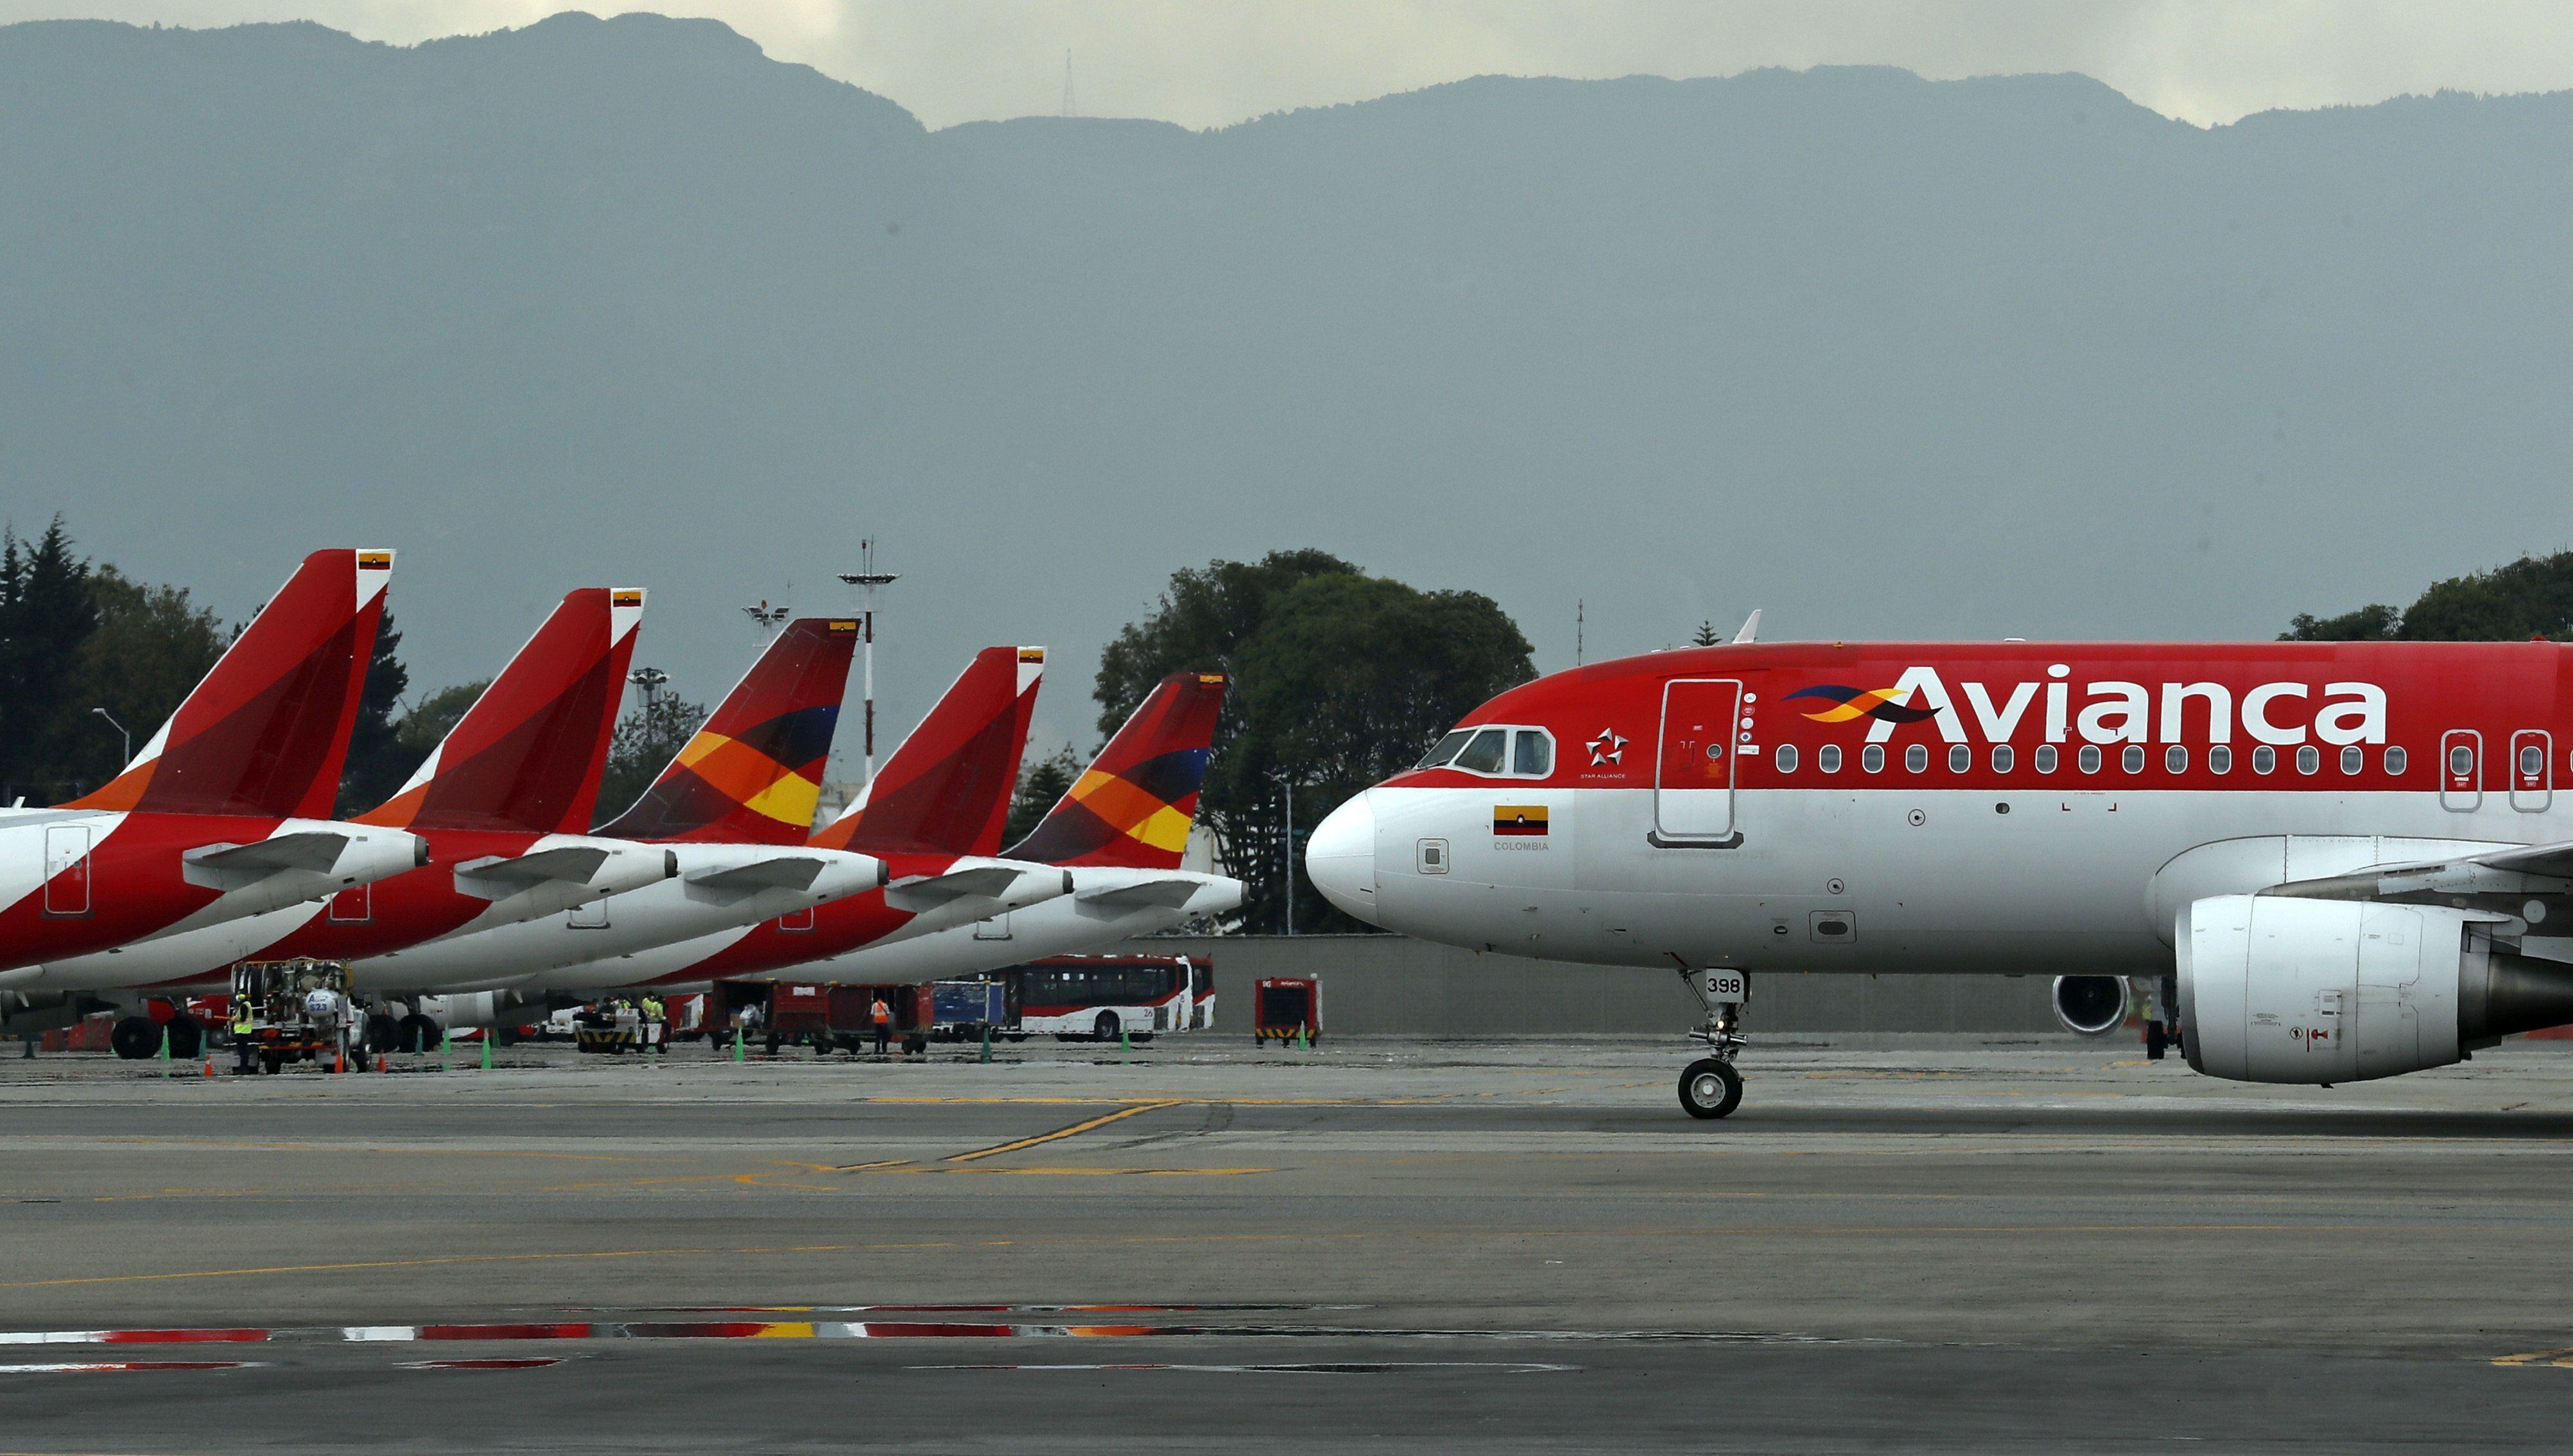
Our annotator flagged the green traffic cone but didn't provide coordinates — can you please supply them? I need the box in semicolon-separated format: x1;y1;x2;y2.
480;1031;494;1070
732;1026;745;1063
1120;1025;1129;1053
980;1023;992;1064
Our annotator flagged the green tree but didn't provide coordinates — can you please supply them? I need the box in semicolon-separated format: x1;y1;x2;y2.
51;568;227;797
2285;551;2573;642
336;609;413;815
1692;620;1723;646
1096;551;1534;933
0;518;100;802
1004;743;1082;847
593;692;707;828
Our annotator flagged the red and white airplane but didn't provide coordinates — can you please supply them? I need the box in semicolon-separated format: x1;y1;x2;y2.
0;549;426;976
22;587;671;1051
798;670;1238;983
1307;637;2573;1117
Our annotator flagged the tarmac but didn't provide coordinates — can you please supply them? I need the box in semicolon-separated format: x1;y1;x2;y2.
4;1031;2573;1452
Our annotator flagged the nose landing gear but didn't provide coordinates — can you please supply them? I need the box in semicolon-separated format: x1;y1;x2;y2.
1676;966;1748;1120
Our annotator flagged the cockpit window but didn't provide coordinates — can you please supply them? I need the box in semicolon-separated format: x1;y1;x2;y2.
1512;731;1552;776
1452;729;1509;774
1417;730;1475;769
1425;724;1557;778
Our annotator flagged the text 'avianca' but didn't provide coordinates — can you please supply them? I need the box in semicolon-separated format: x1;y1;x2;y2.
1788;666;2388;748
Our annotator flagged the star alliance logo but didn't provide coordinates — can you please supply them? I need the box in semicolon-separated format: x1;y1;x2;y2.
1587;729;1626;767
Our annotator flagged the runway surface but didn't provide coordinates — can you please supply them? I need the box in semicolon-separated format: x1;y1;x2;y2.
3;1034;2571;1452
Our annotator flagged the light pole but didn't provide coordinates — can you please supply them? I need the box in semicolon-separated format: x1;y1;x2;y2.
627;666;668;712
91;707;128;767
837;539;899;789
740;600;789;634
1271;768;1299;936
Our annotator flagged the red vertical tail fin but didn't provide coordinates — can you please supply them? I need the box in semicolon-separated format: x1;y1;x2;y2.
1005;673;1226;869
596;617;858;845
64;548;394;819
808;646;1043;856
358;588;645;834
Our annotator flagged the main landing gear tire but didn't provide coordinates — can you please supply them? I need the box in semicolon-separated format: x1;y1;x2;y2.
163;1016;204;1061
110;1016;162;1061
1677;1058;1742;1120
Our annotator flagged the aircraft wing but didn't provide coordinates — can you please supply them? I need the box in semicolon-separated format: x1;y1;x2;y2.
2262;840;2573;942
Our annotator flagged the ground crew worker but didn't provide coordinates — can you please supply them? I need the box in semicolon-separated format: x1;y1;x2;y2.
643;996;667;1053
231;993;256;1075
871;996;892;1057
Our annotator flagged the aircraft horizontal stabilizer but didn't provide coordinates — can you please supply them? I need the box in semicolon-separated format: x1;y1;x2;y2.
454;845;612;890
686;854;829;894
180;831;353;890
885;864;1030;914
1072;877;1203;914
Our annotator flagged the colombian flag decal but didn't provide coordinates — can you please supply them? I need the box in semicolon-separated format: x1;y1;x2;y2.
1493;805;1548;836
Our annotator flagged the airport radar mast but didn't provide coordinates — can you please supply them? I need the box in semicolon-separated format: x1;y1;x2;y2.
837;539;899;787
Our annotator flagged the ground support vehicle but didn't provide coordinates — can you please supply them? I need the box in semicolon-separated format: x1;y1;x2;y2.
1252;977;1321;1046
989;955;1207;1042
228;960;357;1073
571;1005;666;1055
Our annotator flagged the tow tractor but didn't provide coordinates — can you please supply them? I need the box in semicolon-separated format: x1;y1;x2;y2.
228;960;356;1075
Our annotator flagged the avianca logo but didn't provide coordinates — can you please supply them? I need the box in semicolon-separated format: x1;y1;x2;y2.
1799;666;2388;748
1787;685;1940;725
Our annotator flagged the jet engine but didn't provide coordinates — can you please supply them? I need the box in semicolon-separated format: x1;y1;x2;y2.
2179;894;2573;1084
2050;975;2130;1037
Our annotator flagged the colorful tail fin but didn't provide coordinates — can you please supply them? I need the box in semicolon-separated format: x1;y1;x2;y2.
596;617;858;845
1005;672;1226;869
64;548;394;819
357;588;645;835
808;646;1043;857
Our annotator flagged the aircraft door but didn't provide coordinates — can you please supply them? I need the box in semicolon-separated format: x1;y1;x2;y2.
1656;679;1743;844
2510;730;2551;813
42;823;91;917
2439;730;2482;813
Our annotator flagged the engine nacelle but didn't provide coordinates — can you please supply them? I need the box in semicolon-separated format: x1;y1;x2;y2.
2051;975;2130;1037
2179;894;2573;1084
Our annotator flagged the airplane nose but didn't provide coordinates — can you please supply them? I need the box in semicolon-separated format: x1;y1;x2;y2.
1304;790;1379;923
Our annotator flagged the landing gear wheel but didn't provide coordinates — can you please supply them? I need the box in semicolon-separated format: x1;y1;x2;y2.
2145;1021;2169;1061
1678;1058;1742;1120
163;1016;204;1061
110;1016;162;1061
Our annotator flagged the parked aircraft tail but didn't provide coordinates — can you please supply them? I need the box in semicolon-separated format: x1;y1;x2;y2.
1005;672;1226;869
358;587;644;835
64;548;394;820
808;646;1043;856
595;617;856;845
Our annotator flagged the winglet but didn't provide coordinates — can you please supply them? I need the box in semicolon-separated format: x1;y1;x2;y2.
358;587;645;835
596;618;857;844
807;646;1043;856
65;548;393;819
1005;672;1226;869
1731;610;1762;645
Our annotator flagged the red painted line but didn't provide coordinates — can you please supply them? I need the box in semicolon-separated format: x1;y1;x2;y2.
99;1328;268;1344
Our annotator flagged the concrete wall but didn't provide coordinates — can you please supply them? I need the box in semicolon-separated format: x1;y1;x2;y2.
1121;933;2061;1037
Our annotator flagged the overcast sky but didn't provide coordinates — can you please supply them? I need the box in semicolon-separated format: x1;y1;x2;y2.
8;0;2573;128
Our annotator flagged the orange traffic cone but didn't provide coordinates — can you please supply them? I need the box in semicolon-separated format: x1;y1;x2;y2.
376;1053;387;1073
201;1059;214;1078
333;1049;345;1073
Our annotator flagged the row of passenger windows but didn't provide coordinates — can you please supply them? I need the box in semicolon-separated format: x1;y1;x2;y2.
1417;725;1554;777
1772;741;2411;777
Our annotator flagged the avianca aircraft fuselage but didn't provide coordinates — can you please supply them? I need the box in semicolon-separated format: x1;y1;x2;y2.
1309;641;2573;1114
